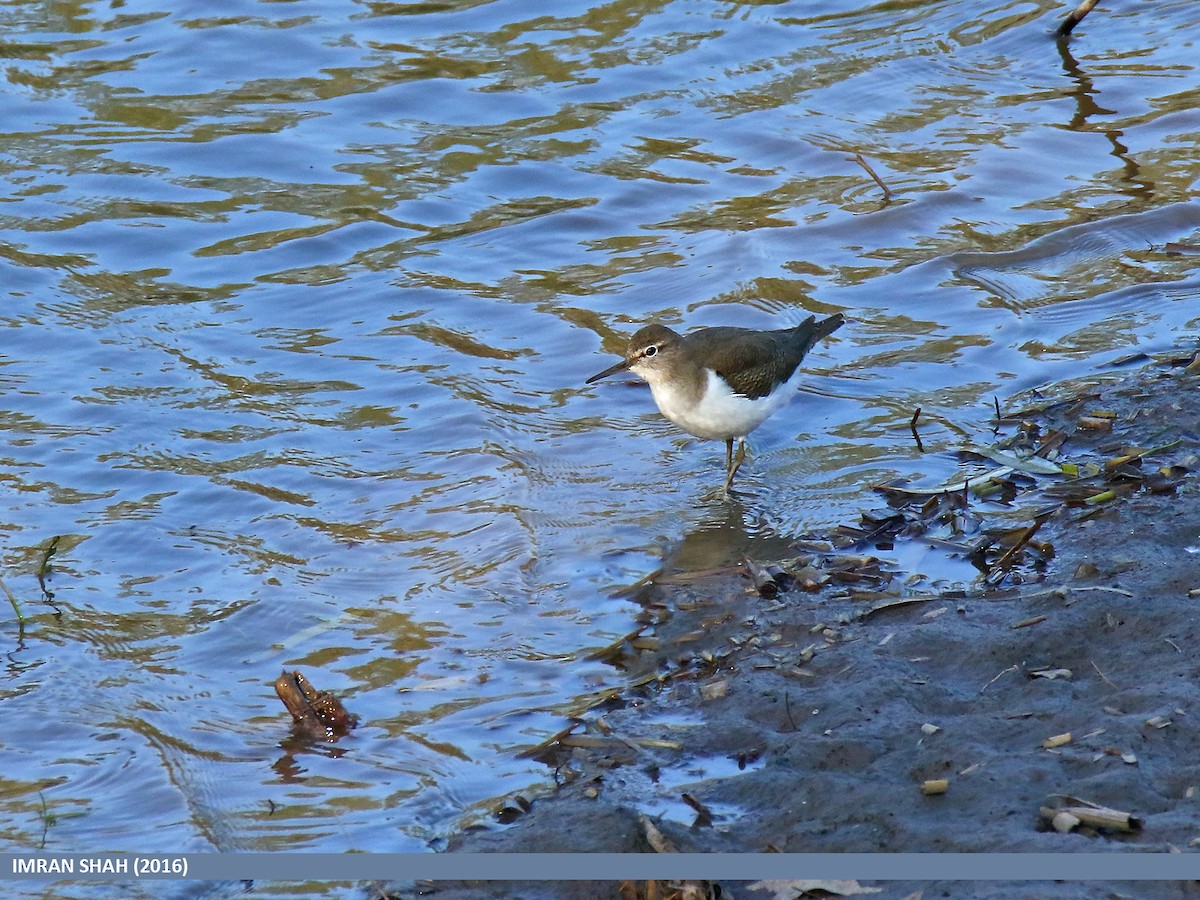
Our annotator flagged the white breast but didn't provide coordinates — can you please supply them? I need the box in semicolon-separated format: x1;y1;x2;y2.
646;368;801;441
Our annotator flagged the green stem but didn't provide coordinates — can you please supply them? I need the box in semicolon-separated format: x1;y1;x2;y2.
1;574;25;635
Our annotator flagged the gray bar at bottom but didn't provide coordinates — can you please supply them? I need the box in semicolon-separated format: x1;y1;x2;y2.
3;853;1198;882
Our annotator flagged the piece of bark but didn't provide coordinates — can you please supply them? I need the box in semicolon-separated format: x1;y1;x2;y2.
275;669;359;739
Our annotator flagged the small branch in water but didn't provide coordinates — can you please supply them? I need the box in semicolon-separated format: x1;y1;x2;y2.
909;407;925;453
847;153;893;200
680;792;714;828
1057;0;1099;38
992;395;1002;434
1;575;24;638
38;535;60;603
989;510;1054;574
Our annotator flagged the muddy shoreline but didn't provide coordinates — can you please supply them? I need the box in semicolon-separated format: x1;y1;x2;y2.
399;354;1200;899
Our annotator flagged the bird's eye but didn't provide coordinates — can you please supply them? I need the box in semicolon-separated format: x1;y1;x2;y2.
644;345;658;358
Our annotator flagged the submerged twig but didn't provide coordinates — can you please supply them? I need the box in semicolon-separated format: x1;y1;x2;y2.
989;509;1055;574
1057;0;1099;38
847;153;894;200
910;407;924;453
681;792;714;828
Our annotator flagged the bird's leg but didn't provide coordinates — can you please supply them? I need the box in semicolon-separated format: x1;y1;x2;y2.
723;438;746;493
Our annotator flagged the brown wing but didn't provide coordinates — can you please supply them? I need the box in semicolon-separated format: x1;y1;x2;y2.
686;314;844;400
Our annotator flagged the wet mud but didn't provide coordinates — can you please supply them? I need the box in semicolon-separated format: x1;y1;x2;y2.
401;355;1200;900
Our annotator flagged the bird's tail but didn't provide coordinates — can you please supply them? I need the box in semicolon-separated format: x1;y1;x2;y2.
811;313;846;342
788;313;845;359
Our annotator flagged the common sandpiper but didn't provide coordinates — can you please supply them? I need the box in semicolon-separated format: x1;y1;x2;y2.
587;313;845;492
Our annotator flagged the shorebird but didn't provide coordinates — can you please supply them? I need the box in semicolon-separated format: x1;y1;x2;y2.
587;314;845;492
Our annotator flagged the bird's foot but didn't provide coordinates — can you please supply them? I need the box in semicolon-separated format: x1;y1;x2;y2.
701;440;747;501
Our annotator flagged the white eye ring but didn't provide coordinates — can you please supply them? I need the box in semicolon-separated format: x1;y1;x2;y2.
644;345;658;358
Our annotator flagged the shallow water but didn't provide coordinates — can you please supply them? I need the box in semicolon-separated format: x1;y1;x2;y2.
1;0;1198;874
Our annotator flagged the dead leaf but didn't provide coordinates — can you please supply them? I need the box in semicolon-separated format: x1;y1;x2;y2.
639;815;676;854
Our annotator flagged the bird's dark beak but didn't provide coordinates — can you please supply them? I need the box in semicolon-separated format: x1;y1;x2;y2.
586;358;631;384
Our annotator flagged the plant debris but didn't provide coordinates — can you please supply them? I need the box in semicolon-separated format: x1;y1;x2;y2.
274;669;359;740
1039;799;1142;835
1042;732;1072;750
